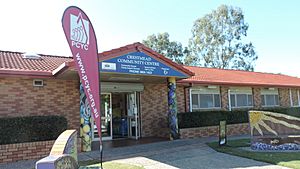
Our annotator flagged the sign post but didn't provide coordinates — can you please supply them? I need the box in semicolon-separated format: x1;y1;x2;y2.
219;120;227;146
62;6;103;167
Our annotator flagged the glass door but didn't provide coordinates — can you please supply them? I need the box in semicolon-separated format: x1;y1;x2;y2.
93;93;112;141
127;92;140;140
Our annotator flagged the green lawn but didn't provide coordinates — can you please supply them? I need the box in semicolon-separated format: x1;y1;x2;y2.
207;139;300;169
79;160;144;169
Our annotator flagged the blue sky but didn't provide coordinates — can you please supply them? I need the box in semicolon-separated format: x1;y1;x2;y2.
0;0;299;77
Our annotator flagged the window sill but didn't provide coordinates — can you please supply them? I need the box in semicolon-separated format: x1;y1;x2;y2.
231;107;253;110
261;105;280;108
192;107;222;111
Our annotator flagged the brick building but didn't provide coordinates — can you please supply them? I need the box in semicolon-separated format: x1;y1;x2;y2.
1;42;300;151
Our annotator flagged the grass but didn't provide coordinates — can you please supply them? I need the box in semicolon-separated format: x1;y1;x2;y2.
79;160;144;169
207;139;300;169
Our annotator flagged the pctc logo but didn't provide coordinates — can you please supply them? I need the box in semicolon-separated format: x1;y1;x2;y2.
70;13;89;50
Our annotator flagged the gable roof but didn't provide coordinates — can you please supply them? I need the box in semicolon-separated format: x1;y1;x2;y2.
98;42;194;77
1;44;300;88
180;66;300;88
0;50;72;77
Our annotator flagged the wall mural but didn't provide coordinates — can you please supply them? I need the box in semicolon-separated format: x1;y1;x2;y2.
80;83;92;152
168;77;179;139
249;111;300;150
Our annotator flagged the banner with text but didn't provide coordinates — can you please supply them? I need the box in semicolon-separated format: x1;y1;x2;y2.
62;6;101;140
100;52;188;77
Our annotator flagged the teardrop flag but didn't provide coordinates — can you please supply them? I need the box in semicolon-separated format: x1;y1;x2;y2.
62;6;102;144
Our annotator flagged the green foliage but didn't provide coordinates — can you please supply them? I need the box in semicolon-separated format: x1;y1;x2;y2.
178;110;249;129
178;107;300;129
142;32;188;64
187;4;258;71
0;115;67;144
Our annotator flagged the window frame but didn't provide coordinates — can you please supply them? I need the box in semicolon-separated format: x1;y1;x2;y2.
190;87;221;111
260;88;279;107
261;94;279;107
230;93;253;108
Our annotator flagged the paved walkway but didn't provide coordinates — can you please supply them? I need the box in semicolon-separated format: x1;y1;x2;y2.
0;136;290;169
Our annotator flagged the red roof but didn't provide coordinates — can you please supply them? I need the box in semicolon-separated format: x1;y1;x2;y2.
180;66;300;88
1;44;300;88
0;50;72;77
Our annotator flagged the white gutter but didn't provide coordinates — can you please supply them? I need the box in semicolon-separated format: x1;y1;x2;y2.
298;90;300;107
189;88;192;112
289;89;293;107
52;62;67;75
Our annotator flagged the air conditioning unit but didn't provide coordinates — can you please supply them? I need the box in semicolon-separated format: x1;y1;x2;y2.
207;85;217;89
33;79;44;87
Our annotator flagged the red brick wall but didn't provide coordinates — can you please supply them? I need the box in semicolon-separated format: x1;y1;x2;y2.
140;83;169;138
0;140;54;163
253;87;262;109
0;138;82;164
177;85;187;113
220;86;229;110
0;77;80;130
279;88;290;107
291;89;299;107
180;123;249;139
185;88;190;112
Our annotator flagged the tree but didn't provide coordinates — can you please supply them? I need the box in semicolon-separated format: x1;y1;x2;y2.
143;32;187;64
186;5;258;71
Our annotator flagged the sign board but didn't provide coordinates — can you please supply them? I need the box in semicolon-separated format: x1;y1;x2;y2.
100;52;188;77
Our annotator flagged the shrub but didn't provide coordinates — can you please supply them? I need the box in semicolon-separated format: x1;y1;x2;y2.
178;107;300;129
178;110;248;129
0;115;67;144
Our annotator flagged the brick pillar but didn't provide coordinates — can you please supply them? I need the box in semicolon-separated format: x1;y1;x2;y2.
291;89;299;106
167;77;179;140
279;88;290;107
220;86;229;110
185;87;190;112
253;87;262;109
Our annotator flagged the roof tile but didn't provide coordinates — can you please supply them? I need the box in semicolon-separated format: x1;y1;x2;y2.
0;50;72;73
180;66;300;87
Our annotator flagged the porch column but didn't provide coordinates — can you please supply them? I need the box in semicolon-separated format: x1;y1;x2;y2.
167;77;179;140
79;82;92;152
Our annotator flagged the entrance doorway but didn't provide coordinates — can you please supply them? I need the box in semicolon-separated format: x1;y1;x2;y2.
92;92;140;141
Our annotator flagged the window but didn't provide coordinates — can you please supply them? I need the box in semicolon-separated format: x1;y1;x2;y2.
191;87;221;110
261;88;279;107
229;87;253;108
261;94;279;106
230;94;253;108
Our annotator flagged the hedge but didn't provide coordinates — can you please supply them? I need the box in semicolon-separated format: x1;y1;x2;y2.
0;115;67;144
178;107;300;129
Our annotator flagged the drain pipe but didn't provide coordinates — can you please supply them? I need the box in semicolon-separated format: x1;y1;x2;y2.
228;89;231;111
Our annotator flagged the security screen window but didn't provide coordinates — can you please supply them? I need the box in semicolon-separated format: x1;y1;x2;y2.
230;94;253;107
229;87;253;108
191;86;221;111
261;88;279;106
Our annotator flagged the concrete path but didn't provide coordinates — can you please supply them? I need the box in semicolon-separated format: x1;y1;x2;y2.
0;136;290;169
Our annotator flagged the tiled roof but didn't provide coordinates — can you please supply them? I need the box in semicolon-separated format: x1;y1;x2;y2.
0;50;72;76
180;66;300;87
1;46;300;88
